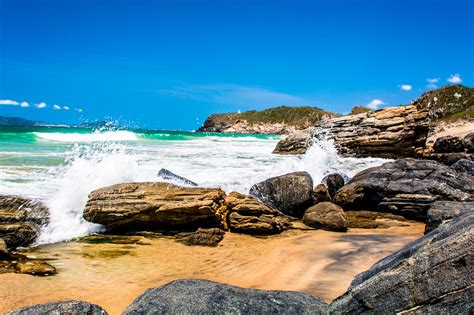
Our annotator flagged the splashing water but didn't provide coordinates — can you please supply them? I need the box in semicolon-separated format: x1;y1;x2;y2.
0;127;388;244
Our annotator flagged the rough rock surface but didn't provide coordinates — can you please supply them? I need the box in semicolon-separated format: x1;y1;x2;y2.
464;132;474;152
249;172;313;217
451;158;474;176
157;168;198;187
272;133;311;155
0;195;49;248
321;173;346;198
177;228;225;247
433;135;465;153
313;184;331;204
226;192;290;234
123;279;328;315
334;158;474;221
6;301;108;315
0;238;7;258
424;152;473;166
303;202;347;232
345;211;409;229
330;211;474;314
84;182;228;230
425;201;474;233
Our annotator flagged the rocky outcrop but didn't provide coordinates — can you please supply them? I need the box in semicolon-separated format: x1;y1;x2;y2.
464;132;474;152
226;192;290;235
272;133;311;155
425;201;474;234
83;183;228;231
433;135;465;153
330;211;474;313
0;195;49;249
177;228;225;247
451;158;474;176
303;202;347;232
334;159;474;221
157;168;198;187
249;172;313;217
123;279;328;314
6;301;108;315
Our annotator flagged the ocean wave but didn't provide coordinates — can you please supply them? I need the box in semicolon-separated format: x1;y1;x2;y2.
33;130;141;142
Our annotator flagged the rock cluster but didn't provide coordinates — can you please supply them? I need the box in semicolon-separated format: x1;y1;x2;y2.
424;133;474;165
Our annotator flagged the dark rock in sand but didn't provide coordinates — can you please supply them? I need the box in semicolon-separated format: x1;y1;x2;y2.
330;211;474;314
0;195;49;249
249;172;313;217
345;211;409;229
451;158;474;176
157;168;198;187
303;202;347;232
226;192;290;234
424;152;473;166
6;301;107;315
425;201;474;234
123;279;328;315
464;132;474;153
321;173;346;198
177;228;225;247
84;182;228;231
433;135;465;153
272;133;311;155
313;184;331;204
334;158;474;221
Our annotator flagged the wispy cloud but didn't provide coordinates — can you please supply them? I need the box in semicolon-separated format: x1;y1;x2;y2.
0;99;20;105
426;78;440;90
447;74;462;84
52;104;61;110
366;99;384;110
158;83;313;107
427;78;439;84
400;84;412;91
20;101;29;107
63;106;70;110
36;102;47;109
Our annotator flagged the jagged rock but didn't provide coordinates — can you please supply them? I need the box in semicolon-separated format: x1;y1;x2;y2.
303;202;347;232
123;279;328;314
226;192;290;235
329;211;474;313
249;172;313;217
334;158;474;221
345;211;409;229
451;158;474;176
0;196;49;249
83;182;228;231
425;201;474;234
272;133;311;155
321;173;346;198
177;228;225;247
313;184;331;204
433;135;465;153
157;168;198;187
6;301;108;315
464;132;474;152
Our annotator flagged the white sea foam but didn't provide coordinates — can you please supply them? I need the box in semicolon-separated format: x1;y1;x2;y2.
34;130;140;142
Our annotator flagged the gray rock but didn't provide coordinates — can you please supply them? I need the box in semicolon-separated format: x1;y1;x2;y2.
249;172;313;217
157;168;198;187
6;300;107;315
433;135;465;153
272;133;311;155
425;201;474;233
464;132;474;153
329;211;474;314
322;173;346;198
123;279;328;315
451;158;474;176
303;202;347;232
334;158;474;221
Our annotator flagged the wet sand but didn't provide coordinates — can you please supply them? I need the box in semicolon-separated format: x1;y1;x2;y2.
0;223;424;314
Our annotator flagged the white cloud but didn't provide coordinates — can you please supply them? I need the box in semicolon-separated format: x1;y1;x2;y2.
36;102;47;109
52;104;61;110
426;84;438;90
20;101;29;107
63;106;70;110
447;74;462;84
427;78;439;84
400;84;412;91
75;108;83;112
366;99;384;110
0;99;20;105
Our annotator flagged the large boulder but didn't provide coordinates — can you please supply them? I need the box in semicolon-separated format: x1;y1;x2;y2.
6;301;107;315
334;158;474;221
123;279;328;314
226;192;290;235
321;173;346;198
425;201;474;233
329;211;474;313
83;183;228;231
303;202;347;232
464;132;474;152
272;133;311;155
0;195;49;248
433;135;465;153
451;158;474;176
249;172;313;217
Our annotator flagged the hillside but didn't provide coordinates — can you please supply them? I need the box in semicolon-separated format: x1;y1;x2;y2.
197;106;340;134
0;116;43;126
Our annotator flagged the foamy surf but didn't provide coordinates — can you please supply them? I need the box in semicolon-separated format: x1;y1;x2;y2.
34;130;140;142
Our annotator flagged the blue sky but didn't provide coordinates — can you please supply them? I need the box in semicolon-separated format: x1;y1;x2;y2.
0;0;472;130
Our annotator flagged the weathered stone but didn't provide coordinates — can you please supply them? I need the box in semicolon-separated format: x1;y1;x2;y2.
83;182;228;231
0;238;8;258
424;152;473;166
157;168;198;187
15;260;57;276
272;133;311;155
425;201;474;234
345;211;409;229
123;279;328;314
334;158;474;221
451;158;474;176
433;135;465;153
464;132;474;153
321;173;346;198
226;192;290;234
249;172;313;217
313;184;331;204
6;301;107;315
329;211;474;314
177;228;225;247
303;202;347;232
